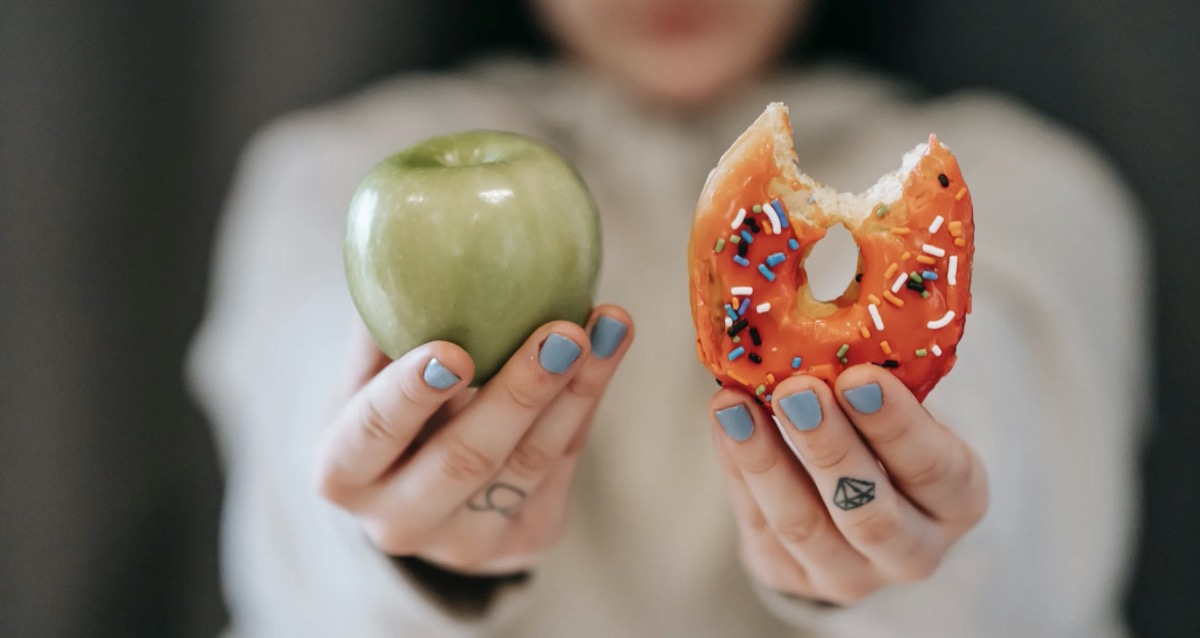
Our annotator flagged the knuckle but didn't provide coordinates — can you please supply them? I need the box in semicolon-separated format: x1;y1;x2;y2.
904;452;953;489
848;506;903;546
805;441;851;471
900;556;940;583
566;371;607;399
771;512;822;546
826;579;876;605
358;397;398;442
502;379;546;411
440;435;499;483
744;506;770;532
739;450;780;476
366;521;420;556
507;439;558;481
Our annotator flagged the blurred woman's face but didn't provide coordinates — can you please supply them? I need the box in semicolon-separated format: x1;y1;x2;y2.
533;0;809;108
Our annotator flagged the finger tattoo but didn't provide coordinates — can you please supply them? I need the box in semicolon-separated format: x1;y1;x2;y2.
466;482;527;518
832;477;876;511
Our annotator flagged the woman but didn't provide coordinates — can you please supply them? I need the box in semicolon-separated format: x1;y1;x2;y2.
189;0;1147;635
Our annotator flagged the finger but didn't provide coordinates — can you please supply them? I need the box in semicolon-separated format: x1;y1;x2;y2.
770;377;947;581
376;321;590;524
834;366;989;529
315;341;474;501
347;320;391;389
710;390;876;597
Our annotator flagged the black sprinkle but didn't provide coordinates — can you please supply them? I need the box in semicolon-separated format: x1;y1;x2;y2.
937;173;950;188
716;378;724;386
882;359;900;368
745;217;761;234
753;397;765;406
855;273;863;283
748;353;763;364
748;327;762;346
727;318;749;336
737;240;749;258
905;280;926;293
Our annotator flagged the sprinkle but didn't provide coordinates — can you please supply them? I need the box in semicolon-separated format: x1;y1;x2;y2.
927;310;956;330
714;238;726;253
731;208;747;229
764;394;772;402
728;347;745;361
916;255;937;265
868;304;885;331
883;291;905;307
752;204;762;213
749;327;762;346
755;384;766;395
906;280;926;293
860;326;871;339
730;234;741;245
731;286;754;296
855;273;863;282
762;201;782;234
932;344;943;357
875;203;890;218
922;270;938;280
724;316;733;328
756;302;771;313
757;264;776;281
891;273;908;293
909;271;923;283
929;215;944;233
771;199;789;228
762;223;772;236
737;241;749;258
733;255;750;267
868;294;882;305
902;251;912;260
955;238;966;247
921;290;931;299
839;357;849;365
955;187;967;201
787;238;799;251
922;244;946;257
884;263;899;279
937;173;950;188
738;298;750;316
733;336;741;343
745;217;761;234
881;359;899;368
890;227;911;235
748;353;763;364
836;344;850;358
880;341;893;355
741;230;754;244
725;304;737;320
766;373;776;384
791;357;802;369
766;252;786;267
727;318;748;336
949;221;963;236
731;297;738;307
948;256;959;285
916;348;929;357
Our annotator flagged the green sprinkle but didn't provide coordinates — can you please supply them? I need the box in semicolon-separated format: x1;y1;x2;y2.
714;238;726;253
836;343;850;358
839;357;849;365
752;204;763;213
755;384;766;395
730;234;741;245
733;336;741;344
909;271;923;283
875;203;890;218
921;290;931;299
915;348;929;357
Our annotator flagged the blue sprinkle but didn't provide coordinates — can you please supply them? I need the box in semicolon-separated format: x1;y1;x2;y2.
791;356;802;369
740;230;754;244
766;252;786;267
733;255;750;267
787;238;800;251
757;264;776;282
737;298;750;316
725;304;738;320
807;194;815;204
764;394;773;402
771;199;789;228
728;346;745;361
922;270;939;280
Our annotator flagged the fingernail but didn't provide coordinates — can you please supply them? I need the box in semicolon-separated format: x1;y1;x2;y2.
716;404;754;441
778;390;822;431
539;333;582;374
422;358;460;390
843;383;883;414
589;315;628;359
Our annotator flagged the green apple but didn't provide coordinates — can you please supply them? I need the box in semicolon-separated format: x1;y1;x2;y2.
344;130;602;385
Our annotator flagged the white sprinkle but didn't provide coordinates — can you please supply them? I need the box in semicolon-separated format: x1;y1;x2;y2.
731;286;754;296
929;215;944;233
948;255;958;285
932;344;943;357
927;310;956;330
891;273;908;294
762;201;782;234
756;302;771;314
868;304;885;331
922;244;946;257
725;316;733;328
731;208;747;229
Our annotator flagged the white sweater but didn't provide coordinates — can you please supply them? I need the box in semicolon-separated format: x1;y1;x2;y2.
188;60;1148;637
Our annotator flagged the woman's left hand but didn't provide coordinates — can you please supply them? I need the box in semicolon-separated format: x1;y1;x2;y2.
709;364;989;605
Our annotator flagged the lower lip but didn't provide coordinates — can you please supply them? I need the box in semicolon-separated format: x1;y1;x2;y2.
643;5;714;40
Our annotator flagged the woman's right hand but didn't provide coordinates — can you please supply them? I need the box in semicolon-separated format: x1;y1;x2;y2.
314;306;633;575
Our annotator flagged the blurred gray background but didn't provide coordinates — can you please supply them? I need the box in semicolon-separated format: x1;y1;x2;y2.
1;0;1197;636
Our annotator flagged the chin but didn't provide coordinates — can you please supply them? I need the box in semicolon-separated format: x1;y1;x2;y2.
616;48;770;111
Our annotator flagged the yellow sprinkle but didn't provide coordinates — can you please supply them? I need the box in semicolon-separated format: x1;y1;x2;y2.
880;340;893;355
868;294;882;305
890;227;911;235
763;224;772;235
901;251;912;261
955;238;967;248
860;326;871;339
917;255;937;265
883;291;905;307
884;263;898;279
949;221;963;236
955;187;967;201
731;297;739;307
766;373;776;384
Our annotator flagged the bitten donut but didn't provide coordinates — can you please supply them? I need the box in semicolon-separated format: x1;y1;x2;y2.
688;103;974;404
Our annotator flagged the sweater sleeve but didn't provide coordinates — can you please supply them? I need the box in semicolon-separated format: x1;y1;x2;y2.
751;94;1150;638
186;92;541;637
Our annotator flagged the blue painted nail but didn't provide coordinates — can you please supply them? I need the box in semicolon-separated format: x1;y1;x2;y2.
716;404;754;441
589;316;628;359
778;390;822;431
843;383;883;414
422;358;460;390
539;333;582;374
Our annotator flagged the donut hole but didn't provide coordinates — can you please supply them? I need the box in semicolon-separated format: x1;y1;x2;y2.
802;223;861;306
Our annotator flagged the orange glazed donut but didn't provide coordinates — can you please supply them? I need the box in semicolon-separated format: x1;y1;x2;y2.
688;103;974;404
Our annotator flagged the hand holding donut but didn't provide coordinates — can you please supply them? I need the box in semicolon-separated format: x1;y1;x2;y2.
314;307;633;575
710;366;988;604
